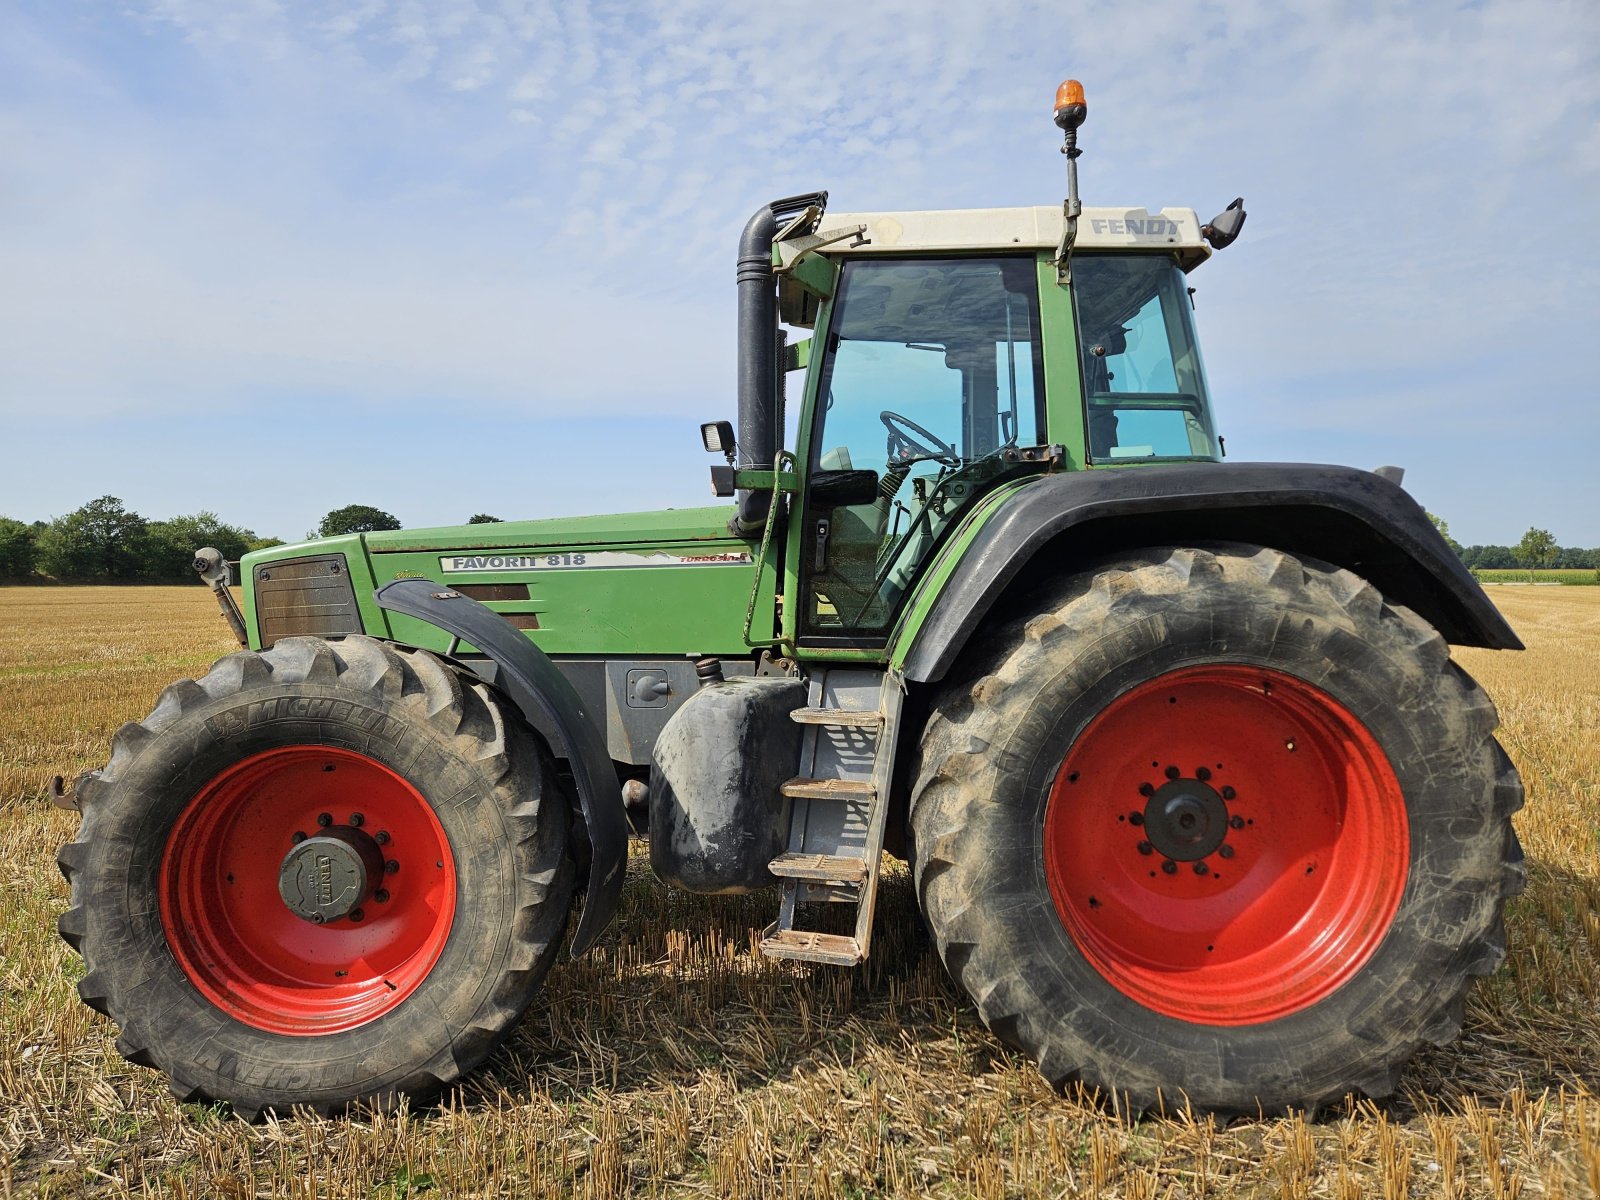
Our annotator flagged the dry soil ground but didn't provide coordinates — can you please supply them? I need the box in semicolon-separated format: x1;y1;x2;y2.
1;585;1596;1198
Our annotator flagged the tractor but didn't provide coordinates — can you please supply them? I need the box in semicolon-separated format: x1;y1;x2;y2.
56;81;1525;1118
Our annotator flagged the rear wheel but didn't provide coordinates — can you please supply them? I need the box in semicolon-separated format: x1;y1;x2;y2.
57;636;574;1119
909;545;1524;1112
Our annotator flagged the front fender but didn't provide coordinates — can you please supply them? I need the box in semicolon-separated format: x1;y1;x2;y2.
374;579;626;957
894;462;1521;684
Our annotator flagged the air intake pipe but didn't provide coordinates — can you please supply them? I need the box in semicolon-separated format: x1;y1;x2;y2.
732;191;827;536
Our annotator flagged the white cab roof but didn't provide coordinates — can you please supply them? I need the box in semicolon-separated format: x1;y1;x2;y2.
810;205;1211;269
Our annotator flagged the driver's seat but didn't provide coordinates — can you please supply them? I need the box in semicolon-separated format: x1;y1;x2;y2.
811;447;893;628
1089;409;1120;458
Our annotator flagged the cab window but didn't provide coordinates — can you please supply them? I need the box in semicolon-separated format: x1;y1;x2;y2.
804;257;1043;635
1075;255;1220;462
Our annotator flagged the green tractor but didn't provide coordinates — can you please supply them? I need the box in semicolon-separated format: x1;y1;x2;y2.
56;82;1524;1118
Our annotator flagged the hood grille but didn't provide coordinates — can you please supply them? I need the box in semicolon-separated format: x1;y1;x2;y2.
254;555;361;645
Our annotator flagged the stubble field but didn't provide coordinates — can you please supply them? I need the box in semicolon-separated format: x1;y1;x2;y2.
1;585;1596;1198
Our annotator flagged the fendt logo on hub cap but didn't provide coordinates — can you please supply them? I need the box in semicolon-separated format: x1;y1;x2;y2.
278;830;382;924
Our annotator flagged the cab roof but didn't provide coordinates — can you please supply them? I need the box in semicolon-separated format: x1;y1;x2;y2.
802;205;1211;271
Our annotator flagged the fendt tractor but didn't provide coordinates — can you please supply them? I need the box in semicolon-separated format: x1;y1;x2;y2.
56;82;1525;1119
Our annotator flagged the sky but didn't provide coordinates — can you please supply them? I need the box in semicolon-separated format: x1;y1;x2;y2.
2;0;1597;546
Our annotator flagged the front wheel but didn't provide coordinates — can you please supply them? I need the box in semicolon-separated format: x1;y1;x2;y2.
909;546;1525;1113
57;636;574;1119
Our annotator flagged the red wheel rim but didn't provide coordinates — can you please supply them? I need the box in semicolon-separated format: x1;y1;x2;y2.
160;746;456;1035
1044;666;1408;1025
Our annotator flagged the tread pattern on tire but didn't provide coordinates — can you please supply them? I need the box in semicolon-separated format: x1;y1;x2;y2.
909;545;1525;1114
57;635;574;1119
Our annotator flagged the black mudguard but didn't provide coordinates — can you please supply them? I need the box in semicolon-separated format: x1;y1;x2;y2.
374;579;626;957
901;462;1521;684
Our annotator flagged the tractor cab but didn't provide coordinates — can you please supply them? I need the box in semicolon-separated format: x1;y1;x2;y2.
714;201;1230;648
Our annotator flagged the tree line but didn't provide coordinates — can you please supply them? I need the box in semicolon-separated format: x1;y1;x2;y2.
1428;516;1594;571
1459;541;1599;570
0;498;509;583
0;498;277;583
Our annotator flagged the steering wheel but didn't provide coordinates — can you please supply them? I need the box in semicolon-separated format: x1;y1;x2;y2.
880;410;959;466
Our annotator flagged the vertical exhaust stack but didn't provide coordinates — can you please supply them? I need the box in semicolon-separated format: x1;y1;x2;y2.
732;192;827;536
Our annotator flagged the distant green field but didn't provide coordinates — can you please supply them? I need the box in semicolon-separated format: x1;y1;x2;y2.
1473;568;1600;584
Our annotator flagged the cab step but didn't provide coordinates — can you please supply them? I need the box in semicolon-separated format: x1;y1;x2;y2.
760;668;905;967
759;929;863;967
769;853;868;883
780;777;875;800
788;707;881;728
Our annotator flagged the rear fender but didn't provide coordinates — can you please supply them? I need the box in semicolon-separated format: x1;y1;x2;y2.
374;579;626;957
894;463;1521;684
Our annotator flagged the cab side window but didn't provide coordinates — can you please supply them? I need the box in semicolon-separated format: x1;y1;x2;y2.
805;257;1043;635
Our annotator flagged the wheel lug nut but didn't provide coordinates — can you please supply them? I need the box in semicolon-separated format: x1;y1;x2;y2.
1164;766;1180;780
1193;861;1209;876
1229;815;1245;829
1138;782;1154;798
1222;786;1237;801
375;889;390;903
349;908;364;922
1129;812;1144;826
385;860;400;875
317;812;333;828
1137;841;1153;856
349;812;364;827
291;831;306;844
375;830;391;845
1219;844;1235;859
1196;766;1211;781
1161;859;1177;875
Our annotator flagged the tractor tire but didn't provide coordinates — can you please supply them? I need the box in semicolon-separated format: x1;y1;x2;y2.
57;635;574;1120
909;545;1524;1113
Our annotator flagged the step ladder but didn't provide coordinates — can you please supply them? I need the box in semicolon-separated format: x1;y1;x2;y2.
760;667;904;966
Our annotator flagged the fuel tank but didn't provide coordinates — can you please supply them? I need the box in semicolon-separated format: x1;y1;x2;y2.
648;676;806;894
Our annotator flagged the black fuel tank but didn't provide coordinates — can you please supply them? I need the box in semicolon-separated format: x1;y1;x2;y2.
648;676;806;894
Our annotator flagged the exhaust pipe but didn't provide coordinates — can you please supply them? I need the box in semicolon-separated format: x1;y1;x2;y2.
732;192;827;536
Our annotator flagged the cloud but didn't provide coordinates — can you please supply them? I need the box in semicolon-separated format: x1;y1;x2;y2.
1;1;1597;538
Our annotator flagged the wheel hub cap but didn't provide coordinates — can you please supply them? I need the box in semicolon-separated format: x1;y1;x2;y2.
1144;779;1228;861
278;827;383;923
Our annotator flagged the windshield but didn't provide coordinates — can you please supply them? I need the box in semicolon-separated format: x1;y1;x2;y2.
1075;255;1220;462
803;257;1044;635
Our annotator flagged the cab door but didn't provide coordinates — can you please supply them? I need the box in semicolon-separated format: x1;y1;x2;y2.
790;256;1045;649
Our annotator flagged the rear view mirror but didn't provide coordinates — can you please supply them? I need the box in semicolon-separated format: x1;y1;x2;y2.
1202;197;1247;250
811;470;880;507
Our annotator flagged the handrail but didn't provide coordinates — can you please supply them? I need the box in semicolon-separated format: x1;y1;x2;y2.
743;450;796;648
